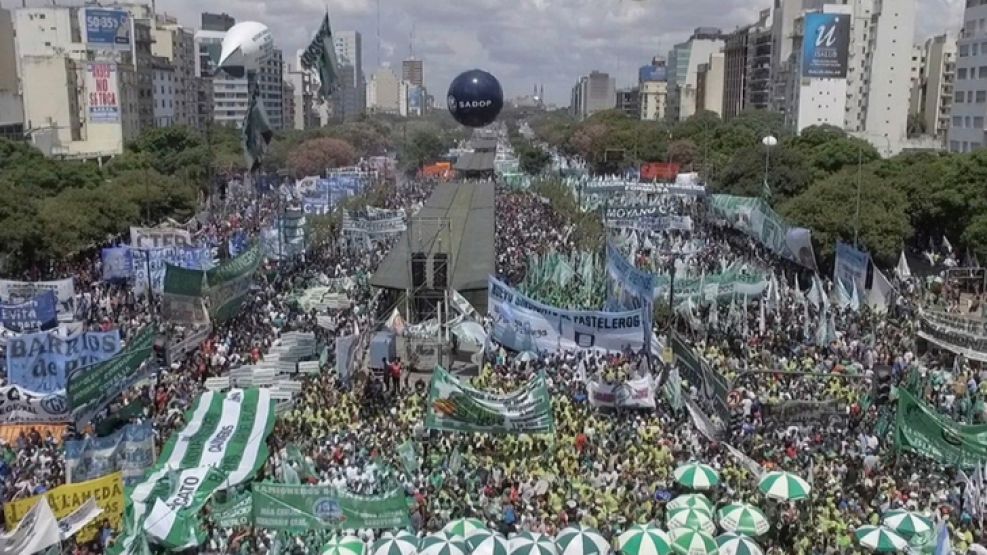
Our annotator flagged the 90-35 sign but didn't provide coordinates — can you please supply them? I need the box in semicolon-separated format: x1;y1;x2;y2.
82;8;130;47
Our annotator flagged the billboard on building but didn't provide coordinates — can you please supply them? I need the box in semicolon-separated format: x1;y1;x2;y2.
83;8;131;48
85;63;120;123
639;65;666;83
801;13;850;78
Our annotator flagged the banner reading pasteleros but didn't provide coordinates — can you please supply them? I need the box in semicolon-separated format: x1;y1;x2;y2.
67;326;155;425
426;366;554;434
895;387;987;467
3;471;124;543
251;483;410;531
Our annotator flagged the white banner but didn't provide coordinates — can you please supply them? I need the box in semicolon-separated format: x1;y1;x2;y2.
0;497;60;555
0;385;69;424
84;63;120;124
56;498;102;541
0;278;75;321
129;227;193;249
587;376;656;408
341;213;407;235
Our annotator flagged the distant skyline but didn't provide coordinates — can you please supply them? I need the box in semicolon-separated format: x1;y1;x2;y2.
1;0;966;105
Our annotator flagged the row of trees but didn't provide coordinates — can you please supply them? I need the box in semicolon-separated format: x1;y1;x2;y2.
527;109;987;266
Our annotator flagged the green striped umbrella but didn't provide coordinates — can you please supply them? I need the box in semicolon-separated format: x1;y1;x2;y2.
673;463;720;490
322;535;366;555
467;531;510;555
444;518;488;540
757;471;811;501
854;526;908;552
616;524;672;555
421;533;468;555
668;528;716;555
716;504;770;537
714;533;763;555
881;510;933;540
372;532;419;555
666;494;713;515
555;525;610;555
666;508;716;535
511;532;558;555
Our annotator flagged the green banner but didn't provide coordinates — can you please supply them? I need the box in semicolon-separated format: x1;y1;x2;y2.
895;388;987;468
425;366;555;434
708;194;817;270
212;492;253;528
251;483;409;531
67;326;156;425
207;244;263;321
396;440;419;474
654;269;769;302
162;265;209;324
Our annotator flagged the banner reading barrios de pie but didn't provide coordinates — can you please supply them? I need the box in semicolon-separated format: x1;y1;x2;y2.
251;483;409;531
3;471;124;542
425;366;554;434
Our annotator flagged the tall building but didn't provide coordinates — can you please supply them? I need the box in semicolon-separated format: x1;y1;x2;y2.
667;28;725;121
201;12;234;32
367;67;401;114
570;70;616;119
616;88;640;118
332;30;365;120
151;57;176;127
131;18;155;131
286;66;317;130
639;57;668;121
696;53;725;116
949;0;987;152
722;9;773;117
910;34;955;143
150;18;199;128
402;58;424;87
0;8;22;140
195;27;285;129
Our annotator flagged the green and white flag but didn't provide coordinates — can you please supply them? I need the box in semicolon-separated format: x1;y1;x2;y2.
212;492;253;528
300;13;341;100
251;483;410;531
426;366;554;434
242;79;273;172
895;387;987;467
143;466;229;550
206;243;263;322
156;388;275;486
67;326;156;426
396;440;419;474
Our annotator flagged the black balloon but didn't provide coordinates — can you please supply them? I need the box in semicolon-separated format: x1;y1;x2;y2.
446;69;504;128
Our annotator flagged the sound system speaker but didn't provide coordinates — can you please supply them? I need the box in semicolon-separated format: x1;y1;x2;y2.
412;252;427;288
432;253;448;288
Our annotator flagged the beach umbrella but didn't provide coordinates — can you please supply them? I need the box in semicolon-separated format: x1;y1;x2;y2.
467;531;510;555
555;525;610;555
854;526;909;553
511;532;558;555
757;471;811;501
666;494;713;515
716;504;770;537
616;524;672;555
421;533;469;555
666;508;716;535
881;510;933;540
322;535;366;555
673;463;720;490
372;532;420;555
714;533;762;555
444;518;488;539
667;528;716;555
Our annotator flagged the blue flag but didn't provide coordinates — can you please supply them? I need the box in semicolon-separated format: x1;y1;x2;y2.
0;291;58;332
935;522;951;555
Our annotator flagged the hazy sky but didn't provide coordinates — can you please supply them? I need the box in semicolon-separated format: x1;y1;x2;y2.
4;0;968;105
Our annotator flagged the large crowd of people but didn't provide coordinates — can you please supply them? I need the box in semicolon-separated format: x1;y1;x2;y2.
0;162;983;555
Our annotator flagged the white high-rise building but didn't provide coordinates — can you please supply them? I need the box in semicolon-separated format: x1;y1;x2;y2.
667;28;725;121
949;0;987;152
910;34;956;143
332;30;365;119
570;70;616;119
367;66;400;114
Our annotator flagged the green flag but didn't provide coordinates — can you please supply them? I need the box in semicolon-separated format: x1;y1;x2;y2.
300;13;341;100
397;440;419;474
67;326;156;426
251;483;410;531
212;492;253;528
895;388;987;467
242;79;273;172
426;366;554;434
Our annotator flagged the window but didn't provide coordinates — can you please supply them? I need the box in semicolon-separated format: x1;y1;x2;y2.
975;116;985;128
955;116;964;127
977;90;986;103
967;116;973;127
960;68;969;79
957;91;966;103
975;44;981;56
961;44;970;57
981;67;987;78
951;140;960;152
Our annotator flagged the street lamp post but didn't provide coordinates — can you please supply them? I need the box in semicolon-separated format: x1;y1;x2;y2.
761;135;778;202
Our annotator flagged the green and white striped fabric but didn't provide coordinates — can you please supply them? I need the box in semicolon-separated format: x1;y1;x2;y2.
666;508;716;535
466;530;510;555
420;532;468;555
667;528;716;555
716;504;770;536
322;535;366;555
555;525;610;555
880;510;933;539
616;524;672;555
854;526;908;552
757;471;811;501
667;494;713;515
715;533;763;555
444;518;488;539
372;532;420;555
673;463;720;490
156;389;276;488
510;532;558;555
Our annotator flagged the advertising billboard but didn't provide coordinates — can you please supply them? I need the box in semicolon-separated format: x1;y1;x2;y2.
85;63;120;123
802;13;850;78
638;64;666;83
83;8;130;48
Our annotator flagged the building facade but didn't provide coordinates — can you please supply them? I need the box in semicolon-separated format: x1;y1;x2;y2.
948;0;987;152
151;20;198;127
0;8;22;140
910;34;955;143
332;30;366;120
402;58;423;87
151;57;176;127
638;57;668;121
616;88;640;118
667;28;725;121
286;67;317;130
722;9;773;117
570;70;616;119
367;66;401;114
696;53;725;116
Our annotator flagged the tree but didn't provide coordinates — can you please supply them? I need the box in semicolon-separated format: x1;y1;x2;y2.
514;139;551;175
398;129;450;173
962;213;987;262
716;144;812;200
286;137;358;177
667;139;698;167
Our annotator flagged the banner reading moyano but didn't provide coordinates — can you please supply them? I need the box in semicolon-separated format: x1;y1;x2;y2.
426;366;554;434
251;483;410;531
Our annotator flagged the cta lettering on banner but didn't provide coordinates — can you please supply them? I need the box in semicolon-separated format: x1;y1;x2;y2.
129;227;193;248
3;472;124;543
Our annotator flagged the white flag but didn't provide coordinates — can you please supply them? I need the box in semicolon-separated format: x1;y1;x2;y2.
0;497;60;555
849;280;860;312
867;266;893;313
57;498;103;540
758;300;766;335
807;276;821;310
943;235;953;253
895;251;912;279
